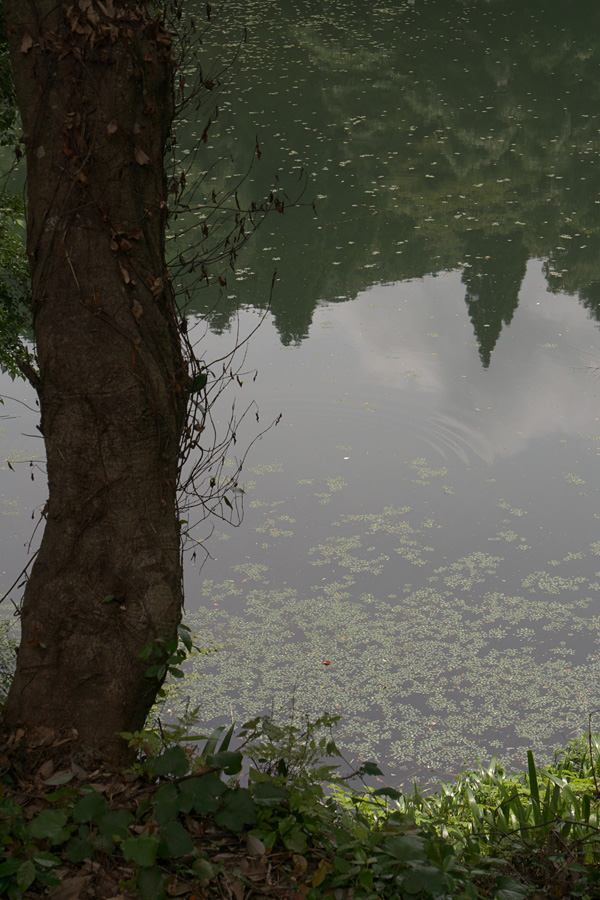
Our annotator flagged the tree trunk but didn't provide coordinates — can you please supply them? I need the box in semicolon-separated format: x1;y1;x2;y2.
2;0;188;761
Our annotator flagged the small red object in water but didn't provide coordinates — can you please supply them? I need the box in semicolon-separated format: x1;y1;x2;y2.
324;661;331;665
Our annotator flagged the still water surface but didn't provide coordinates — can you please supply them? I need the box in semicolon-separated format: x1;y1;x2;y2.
3;0;600;785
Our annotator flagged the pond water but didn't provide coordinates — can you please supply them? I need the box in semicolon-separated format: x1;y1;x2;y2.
3;0;600;786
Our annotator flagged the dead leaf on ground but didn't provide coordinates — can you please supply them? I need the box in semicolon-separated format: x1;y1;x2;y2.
135;147;150;165
230;880;244;900
312;860;329;888
107;120;118;134
89;782;110;794
246;833;266;857
293;853;308;876
96;0;116;17
29;726;58;747
48;875;91;900
37;759;54;780
21;33;33;53
7;728;25;748
167;877;194;896
44;769;77;786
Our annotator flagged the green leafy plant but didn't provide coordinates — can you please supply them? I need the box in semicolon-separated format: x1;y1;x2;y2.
139;623;215;698
0;794;64;897
4;707;600;899
334;733;600;899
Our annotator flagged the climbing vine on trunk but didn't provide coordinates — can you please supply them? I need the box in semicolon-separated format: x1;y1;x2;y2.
1;0;294;760
2;0;189;760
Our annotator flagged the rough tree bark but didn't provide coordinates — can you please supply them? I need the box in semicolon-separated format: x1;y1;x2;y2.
2;0;189;761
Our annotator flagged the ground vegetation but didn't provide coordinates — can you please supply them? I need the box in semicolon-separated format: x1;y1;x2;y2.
1;708;600;899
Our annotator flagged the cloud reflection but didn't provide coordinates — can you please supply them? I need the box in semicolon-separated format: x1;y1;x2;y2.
330;261;600;464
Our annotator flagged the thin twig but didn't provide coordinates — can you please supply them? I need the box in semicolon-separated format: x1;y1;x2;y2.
0;550;38;609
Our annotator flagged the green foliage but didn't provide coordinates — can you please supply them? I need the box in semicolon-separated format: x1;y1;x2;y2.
0;794;63;897
3;711;600;898
336;733;600;898
0;721;247;898
0;11;30;380
0;192;31;380
188;368;209;393
139;623;214;698
239;710;344;785
0;7;18;146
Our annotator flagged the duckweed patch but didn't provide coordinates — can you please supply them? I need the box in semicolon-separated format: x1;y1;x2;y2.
181;457;600;787
249;461;284;475
410;457;450;486
496;500;527;517
564;472;586;485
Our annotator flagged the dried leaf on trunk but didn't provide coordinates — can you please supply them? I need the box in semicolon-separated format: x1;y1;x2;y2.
107;120;118;134
135;147;150;166
21;33;34;53
149;276;163;297
131;299;143;323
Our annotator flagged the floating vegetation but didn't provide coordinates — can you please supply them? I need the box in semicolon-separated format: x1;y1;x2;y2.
489;530;519;543
410;457;449;486
231;562;270;582
1;499;18;515
179;455;600;788
497;500;527;517
255;513;295;538
249;462;284;475
309;535;390;575
430;552;501;591
323;476;347;493
564;472;586;485
521;571;587;595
